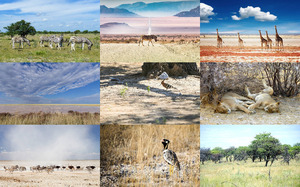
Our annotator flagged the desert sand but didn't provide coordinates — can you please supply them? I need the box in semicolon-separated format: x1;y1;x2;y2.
100;62;200;124
200;35;300;62
0;160;100;186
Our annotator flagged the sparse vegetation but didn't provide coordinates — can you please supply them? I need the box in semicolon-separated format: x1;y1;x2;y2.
120;83;128;97
0;111;99;124
100;125;200;186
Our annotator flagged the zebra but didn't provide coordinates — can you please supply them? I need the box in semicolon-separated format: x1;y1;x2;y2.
67;36;93;51
11;36;31;49
39;35;56;47
49;34;64;50
161;139;180;175
138;35;158;46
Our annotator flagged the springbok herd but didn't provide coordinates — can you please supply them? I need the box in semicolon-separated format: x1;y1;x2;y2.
3;164;97;174
10;35;93;51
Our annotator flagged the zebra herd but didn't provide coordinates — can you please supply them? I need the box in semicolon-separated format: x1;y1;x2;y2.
3;164;97;174
10;35;93;51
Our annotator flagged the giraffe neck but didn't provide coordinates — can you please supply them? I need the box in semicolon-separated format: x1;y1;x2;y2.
259;31;263;39
275;27;279;38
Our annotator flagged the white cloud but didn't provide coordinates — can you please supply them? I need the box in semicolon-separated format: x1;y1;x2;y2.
200;3;214;23
0;63;100;104
232;6;277;22
0;0;99;31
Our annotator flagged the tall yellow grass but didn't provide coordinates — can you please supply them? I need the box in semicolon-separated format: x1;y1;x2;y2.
100;125;200;186
0;111;99;125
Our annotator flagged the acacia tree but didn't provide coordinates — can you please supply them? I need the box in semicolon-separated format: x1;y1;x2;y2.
4;20;36;38
290;143;300;159
211;147;224;163
224;147;235;162
200;148;211;165
249;133;282;167
234;146;249;162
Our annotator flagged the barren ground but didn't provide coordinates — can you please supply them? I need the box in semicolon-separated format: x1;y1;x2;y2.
0;160;100;186
100;63;200;124
200;35;300;62
100;43;200;63
200;97;300;125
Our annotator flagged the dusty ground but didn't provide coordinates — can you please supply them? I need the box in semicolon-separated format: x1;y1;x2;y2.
100;63;200;124
0;160;100;186
200;35;300;62
200;97;300;125
100;43;200;63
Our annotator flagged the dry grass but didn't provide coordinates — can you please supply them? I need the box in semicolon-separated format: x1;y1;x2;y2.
0;111;100;125
100;125;200;186
0;33;99;62
200;159;300;186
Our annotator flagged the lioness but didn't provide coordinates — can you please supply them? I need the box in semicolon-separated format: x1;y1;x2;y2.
245;80;280;113
215;92;255;114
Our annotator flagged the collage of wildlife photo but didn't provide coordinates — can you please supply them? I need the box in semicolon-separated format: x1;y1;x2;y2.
0;0;299;187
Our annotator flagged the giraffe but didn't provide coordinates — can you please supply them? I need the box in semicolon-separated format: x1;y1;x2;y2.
275;25;284;51
265;31;272;49
259;30;268;50
237;33;244;49
216;29;223;48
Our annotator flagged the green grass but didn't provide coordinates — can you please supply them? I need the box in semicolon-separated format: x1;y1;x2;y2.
0;34;99;62
200;159;300;187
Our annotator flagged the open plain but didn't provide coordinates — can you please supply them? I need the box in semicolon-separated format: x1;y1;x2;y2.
0;160;100;186
100;34;200;63
200;35;300;62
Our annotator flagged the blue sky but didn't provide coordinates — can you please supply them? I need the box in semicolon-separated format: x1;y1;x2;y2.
0;63;100;104
201;0;300;34
0;125;100;160
201;125;300;149
0;0;100;32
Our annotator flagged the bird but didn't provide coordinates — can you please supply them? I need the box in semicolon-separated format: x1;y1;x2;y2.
161;80;176;89
161;139;180;175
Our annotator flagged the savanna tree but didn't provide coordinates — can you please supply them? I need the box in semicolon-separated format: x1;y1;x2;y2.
281;144;291;165
249;133;282;167
211;147;224;163
200;148;211;165
224;146;236;162
234;146;249;162
290;143;300;159
4;20;36;38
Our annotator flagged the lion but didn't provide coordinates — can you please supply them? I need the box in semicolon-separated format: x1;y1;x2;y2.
215;92;256;114
245;80;280;113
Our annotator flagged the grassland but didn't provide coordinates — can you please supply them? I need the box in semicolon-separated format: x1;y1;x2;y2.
0;33;99;62
100;125;200;186
200;159;300;187
0;111;99;125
